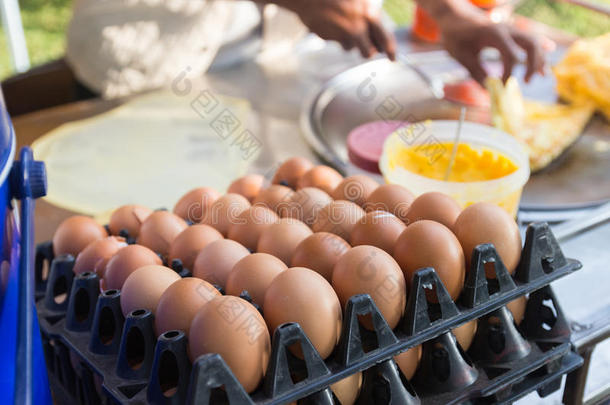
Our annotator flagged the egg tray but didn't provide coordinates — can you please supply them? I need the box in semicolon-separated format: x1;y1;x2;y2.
34;222;583;404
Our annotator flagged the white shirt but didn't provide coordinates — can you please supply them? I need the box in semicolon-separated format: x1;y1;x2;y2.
66;0;262;98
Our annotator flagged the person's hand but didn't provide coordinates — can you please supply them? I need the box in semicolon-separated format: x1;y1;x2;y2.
438;14;545;84
279;0;396;60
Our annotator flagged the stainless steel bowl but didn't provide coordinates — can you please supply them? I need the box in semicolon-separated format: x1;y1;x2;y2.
300;57;486;177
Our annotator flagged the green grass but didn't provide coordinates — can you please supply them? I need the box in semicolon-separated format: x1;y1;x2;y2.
515;0;610;37
0;0;608;79
0;0;71;79
384;0;610;35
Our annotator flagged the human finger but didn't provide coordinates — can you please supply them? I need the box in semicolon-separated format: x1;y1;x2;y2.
368;18;396;60
511;28;545;82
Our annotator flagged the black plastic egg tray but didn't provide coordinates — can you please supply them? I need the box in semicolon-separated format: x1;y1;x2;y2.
34;222;584;405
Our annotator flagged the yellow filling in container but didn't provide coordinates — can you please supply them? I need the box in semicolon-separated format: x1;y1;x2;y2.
380;121;531;218
390;142;519;182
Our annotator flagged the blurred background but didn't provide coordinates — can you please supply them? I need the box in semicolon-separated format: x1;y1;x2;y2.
1;0;609;79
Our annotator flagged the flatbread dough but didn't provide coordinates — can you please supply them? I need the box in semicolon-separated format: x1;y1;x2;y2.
32;90;258;217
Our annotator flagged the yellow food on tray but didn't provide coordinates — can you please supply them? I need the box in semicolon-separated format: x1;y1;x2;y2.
554;33;610;121
487;77;594;172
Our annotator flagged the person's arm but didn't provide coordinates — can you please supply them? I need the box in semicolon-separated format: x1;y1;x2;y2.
415;0;545;83
262;0;396;60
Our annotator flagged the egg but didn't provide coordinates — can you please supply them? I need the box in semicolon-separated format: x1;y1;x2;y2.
507;296;527;325
202;193;251;236
257;218;313;265
264;267;342;359
53;216;108;256
332;246;406;329
108;205;152;238
332;175;378;207
189;296;271;393
291;232;350;282
350;211;406;253
282;187;332;225
252;185;294;215
365;184;415;223
227;205;279;251
225;253;287;306
137;211;188;256
405;192;461;228
453;202;522;275
394;345;422;380
228;174;265;202
103;244;163;290
331;372;362;405
393;220;466;301
73;236;127;276
272;157;314;188
452;320;477;350
192;239;250;287
120;265;181;316
312;200;365;241
168;224;223;270
173;187;221;223
297;165;344;195
155;277;220;336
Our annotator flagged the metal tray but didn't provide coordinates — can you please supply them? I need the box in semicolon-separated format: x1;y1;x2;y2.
300;54;610;213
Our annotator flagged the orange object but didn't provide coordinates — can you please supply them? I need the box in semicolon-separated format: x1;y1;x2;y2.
413;1;500;43
413;7;440;43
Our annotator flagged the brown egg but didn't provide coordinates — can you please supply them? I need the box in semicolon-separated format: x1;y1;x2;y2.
272;157;314;189
168;225;223;270
282;187;333;225
297;165;344;195
173;187;221;223
331;372;362;405
201;193;251;236
228;174;265;202
103;245;163;290
365;184;415;223
192;239;250;287
257;218;313;265
332;175;378;207
393;220;466;301
120;265;180;316
264;267;342;359
452;320;477;350
53;216;108;256
173;187;221;224
453;202;522;276
137;211;188;256
108;205;152;238
291;232;350;282
350;211;406;253
507;296;527;325
155;277;220;336
405;192;461;228
394;345;422;380
227;205;279;251
226;253;287;306
332;246;406;329
73;236;127;276
252;185;294;215
189;296;270;393
312;200;365;241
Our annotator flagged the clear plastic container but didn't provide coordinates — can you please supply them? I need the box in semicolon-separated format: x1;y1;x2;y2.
379;120;530;217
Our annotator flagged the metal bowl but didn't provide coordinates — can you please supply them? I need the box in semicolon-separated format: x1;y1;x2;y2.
300;57;487;177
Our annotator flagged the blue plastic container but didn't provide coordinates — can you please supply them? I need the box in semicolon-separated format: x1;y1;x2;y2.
0;90;52;404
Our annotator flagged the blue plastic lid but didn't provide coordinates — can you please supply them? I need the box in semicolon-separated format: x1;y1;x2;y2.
0;91;16;182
